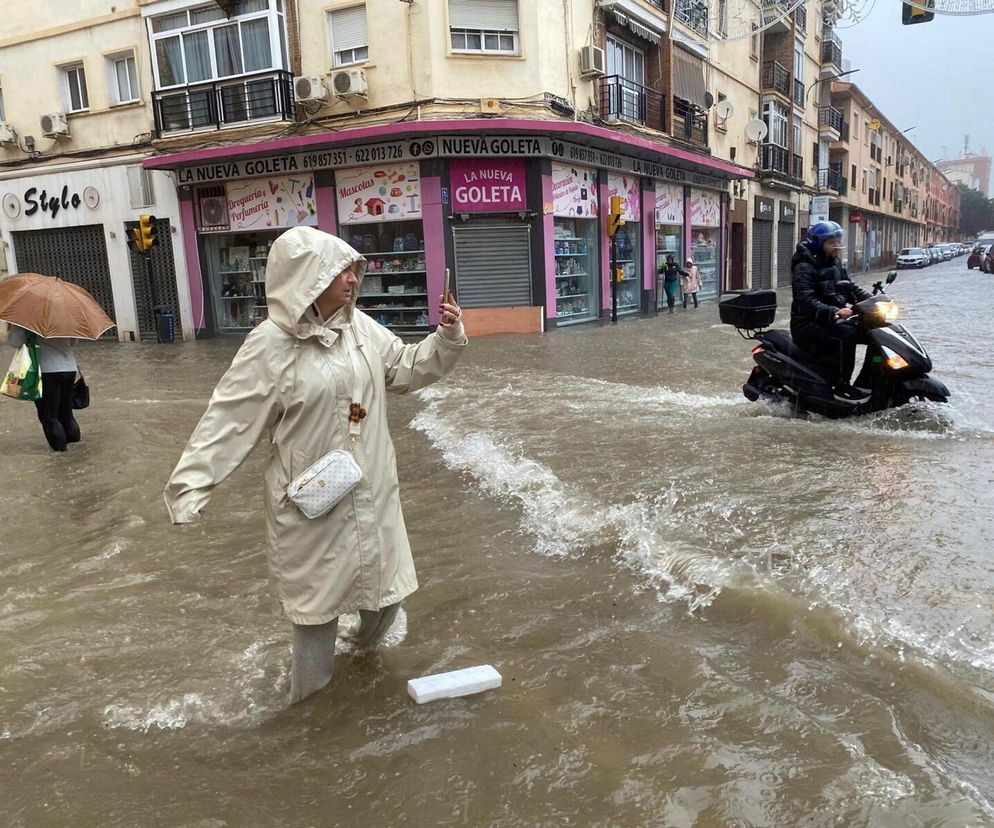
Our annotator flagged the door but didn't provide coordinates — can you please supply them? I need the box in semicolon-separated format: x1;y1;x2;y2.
125;217;183;340
607;37;645;122
11;225;117;334
776;222;796;287
730;222;746;290
452;223;532;308
751;219;773;290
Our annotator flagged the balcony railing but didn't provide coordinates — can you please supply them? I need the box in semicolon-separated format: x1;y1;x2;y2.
818;106;844;132
762;61;790;98
153;69;294;136
821;29;843;67
792;153;804;180
675;0;709;37
793;78;805;107
599;75;666;132
794;3;807;29
818;166;846;193
761;143;790;175
673;97;708;147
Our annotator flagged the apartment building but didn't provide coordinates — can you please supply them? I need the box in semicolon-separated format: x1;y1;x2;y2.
825;81;960;271
0;0;960;342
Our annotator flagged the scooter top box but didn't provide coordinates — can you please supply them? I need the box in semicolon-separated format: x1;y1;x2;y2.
719;289;777;329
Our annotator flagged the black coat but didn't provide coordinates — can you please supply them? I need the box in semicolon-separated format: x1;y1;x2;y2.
660;262;687;283
789;243;870;337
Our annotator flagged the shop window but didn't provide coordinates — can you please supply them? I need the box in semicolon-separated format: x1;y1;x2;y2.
328;5;368;67
449;0;519;55
607;173;641;315
60;63;89;113
654;182;684;310
551;163;600;324
108;52;140;105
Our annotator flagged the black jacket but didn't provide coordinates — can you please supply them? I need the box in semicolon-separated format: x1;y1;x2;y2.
660;262;687;283
790;243;870;334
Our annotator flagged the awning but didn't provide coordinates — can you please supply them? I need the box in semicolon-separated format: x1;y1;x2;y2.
612;9;662;44
673;47;708;109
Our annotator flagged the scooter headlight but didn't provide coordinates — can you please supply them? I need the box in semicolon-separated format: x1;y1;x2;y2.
877;301;899;322
881;345;909;370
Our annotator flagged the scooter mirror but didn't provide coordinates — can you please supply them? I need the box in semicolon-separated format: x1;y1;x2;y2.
886;271;898;284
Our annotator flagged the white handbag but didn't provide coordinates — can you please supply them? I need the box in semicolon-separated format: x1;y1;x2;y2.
286;450;363;519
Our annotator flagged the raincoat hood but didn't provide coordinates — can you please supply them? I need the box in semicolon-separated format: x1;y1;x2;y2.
265;227;367;336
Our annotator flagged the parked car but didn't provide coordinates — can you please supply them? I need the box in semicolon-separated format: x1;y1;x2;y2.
985;246;994;274
926;247;942;265
897;247;929;268
967;245;987;269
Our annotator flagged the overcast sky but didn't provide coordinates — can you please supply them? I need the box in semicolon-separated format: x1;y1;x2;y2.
836;2;994;164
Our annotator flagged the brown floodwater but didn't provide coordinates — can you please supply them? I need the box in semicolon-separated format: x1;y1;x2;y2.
2;258;994;826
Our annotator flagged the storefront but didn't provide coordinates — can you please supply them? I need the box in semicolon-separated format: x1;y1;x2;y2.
654;182;684;309
689;188;722;298
147;120;752;336
0;158;191;341
548;162;600;323
776;200;797;288
607;173;642;315
752;196;775;290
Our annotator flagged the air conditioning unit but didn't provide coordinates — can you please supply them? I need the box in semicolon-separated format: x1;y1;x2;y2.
0;123;15;144
199;196;228;228
332;68;368;100
40;112;69;138
579;45;606;78
293;75;327;104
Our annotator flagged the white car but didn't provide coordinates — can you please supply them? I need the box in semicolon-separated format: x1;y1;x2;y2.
896;247;929;268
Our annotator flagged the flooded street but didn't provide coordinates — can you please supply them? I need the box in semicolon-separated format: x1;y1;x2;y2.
3;259;994;826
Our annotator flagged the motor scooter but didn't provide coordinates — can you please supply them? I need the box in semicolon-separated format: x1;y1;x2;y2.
719;272;949;418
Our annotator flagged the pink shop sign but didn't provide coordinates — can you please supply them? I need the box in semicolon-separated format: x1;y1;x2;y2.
450;158;526;212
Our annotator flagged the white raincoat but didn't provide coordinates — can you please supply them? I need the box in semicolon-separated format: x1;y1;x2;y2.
164;227;467;625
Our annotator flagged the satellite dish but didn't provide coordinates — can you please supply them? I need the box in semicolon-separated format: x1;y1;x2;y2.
704;91;715;109
715;100;734;120
745;119;768;142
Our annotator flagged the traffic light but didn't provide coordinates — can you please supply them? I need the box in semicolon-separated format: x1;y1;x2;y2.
902;0;934;24
138;214;158;252
607;195;626;237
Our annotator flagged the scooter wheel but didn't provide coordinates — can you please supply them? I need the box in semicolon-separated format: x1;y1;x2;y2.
743;384;760;402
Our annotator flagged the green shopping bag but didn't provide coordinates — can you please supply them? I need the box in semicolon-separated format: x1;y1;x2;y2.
1;332;43;401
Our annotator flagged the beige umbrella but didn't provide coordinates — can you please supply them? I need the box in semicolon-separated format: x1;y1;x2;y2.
0;273;115;339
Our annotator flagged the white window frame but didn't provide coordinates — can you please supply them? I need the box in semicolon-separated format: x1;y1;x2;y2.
148;0;288;90
328;5;369;68
606;37;645;85
107;52;140;105
448;0;519;56
763;100;788;148
61;62;90;113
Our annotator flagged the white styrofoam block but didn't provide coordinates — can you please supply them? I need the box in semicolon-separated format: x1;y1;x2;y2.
407;665;502;704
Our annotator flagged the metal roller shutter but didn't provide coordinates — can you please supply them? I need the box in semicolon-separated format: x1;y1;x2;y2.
452;224;532;308
126;217;183;340
751;219;773;290
12;225;117;335
777;223;797;287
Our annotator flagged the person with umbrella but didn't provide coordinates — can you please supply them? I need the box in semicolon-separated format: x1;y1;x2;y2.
0;273;114;452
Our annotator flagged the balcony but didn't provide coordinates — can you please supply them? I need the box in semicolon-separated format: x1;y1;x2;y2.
818;106;844;139
794;3;807;29
673;97;708;148
599;75;666;132
762;61;790;99
760;143;790;175
821;29;843;71
153;70;294;136
762;0;793;33
674;0;709;38
793;78;805;107
817;165;847;194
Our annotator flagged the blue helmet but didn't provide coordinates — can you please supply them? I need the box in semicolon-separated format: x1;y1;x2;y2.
804;220;845;255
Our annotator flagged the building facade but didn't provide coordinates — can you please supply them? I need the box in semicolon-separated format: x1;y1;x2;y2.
0;0;962;342
938;153;991;198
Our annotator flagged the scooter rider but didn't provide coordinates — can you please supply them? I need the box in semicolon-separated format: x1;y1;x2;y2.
790;221;872;404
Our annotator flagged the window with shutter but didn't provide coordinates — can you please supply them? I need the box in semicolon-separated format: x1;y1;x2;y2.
449;0;519;54
329;5;368;67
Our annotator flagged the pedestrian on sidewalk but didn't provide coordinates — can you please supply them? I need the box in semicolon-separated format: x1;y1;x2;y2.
6;324;80;452
164;226;467;705
681;258;702;309
659;255;686;313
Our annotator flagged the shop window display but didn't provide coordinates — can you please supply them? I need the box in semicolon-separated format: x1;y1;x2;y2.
613;223;640;313
554;218;598;322
689;188;722;298
344;219;429;332
206;232;281;332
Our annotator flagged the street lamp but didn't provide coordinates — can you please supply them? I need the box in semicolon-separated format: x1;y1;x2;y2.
805;68;860;103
